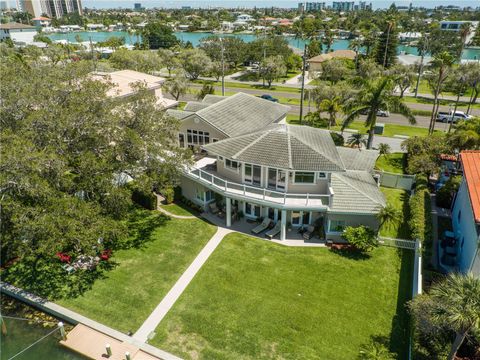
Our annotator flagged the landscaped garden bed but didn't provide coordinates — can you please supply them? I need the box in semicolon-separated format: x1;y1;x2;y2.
58;209;217;334
151;232;413;359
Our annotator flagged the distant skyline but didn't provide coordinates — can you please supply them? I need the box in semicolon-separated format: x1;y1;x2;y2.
82;0;480;9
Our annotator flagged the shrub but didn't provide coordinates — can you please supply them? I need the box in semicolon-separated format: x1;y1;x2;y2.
330;132;345;146
342;225;378;252
173;186;182;201
161;186;174;204
409;175;432;243
129;183;157;210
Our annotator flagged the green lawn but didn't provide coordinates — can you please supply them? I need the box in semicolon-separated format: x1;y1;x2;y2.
160;203;198;217
380;187;411;240
287;116;434;138
59;210;217;333
151;233;413;359
375;153;407;174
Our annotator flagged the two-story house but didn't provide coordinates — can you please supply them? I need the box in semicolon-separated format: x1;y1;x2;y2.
451;150;480;276
170;93;385;241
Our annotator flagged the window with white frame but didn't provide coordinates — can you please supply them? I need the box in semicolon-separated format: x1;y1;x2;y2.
294;172;315;184
187;129;210;146
195;187;204;202
329;220;346;232
225;159;240;171
318;172;326;178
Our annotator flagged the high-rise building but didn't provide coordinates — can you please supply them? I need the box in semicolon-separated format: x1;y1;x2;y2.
298;2;326;12
332;1;355;11
18;0;82;18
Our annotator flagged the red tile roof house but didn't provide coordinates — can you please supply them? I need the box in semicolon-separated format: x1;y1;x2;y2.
451;150;480;276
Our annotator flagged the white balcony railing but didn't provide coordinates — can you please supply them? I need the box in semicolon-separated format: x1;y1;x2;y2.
186;167;330;208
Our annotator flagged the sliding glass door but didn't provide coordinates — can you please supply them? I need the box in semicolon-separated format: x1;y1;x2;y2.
268;168;286;191
245;164;261;186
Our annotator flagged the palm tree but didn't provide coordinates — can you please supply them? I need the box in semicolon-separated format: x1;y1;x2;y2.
458;22;472;62
347;133;367;149
348;38;362;68
376;203;401;231
377;143;391;157
410;273;480;360
427;51;455;135
342;77;416;149
319;97;342;129
322;27;334;53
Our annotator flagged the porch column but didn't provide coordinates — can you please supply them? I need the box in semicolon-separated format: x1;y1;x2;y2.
226;197;232;227
280;209;287;241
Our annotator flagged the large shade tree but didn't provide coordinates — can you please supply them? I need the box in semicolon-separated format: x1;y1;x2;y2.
0;47;190;298
342;77;416;149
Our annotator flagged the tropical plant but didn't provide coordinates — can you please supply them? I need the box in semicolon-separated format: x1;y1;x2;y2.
346;133;367;149
458;22;473;61
374;18;398;68
377;143;391;157
319;96;342;129
358;340;397;360
162;72;189;100
409;272;480;360
342;225;378;252
196;83;215;100
348;38;362;68
426;51;455;135
377;203;401;231
343;77;416;149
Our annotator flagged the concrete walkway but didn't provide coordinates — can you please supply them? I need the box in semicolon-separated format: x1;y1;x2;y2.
155;194;196;219
134;227;232;343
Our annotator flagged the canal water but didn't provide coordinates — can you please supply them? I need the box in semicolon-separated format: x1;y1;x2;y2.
1;298;85;360
47;31;480;59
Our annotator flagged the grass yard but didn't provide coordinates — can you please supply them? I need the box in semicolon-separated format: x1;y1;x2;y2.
380;187;411;240
151;233;413;360
375;153;407;174
160;203;198;217
59;210;217;333
287;116;435;138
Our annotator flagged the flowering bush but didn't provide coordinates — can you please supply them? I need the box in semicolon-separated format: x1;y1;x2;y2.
100;249;112;261
55;252;71;263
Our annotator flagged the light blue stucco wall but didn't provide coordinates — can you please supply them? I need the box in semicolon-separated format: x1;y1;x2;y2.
452;179;480;273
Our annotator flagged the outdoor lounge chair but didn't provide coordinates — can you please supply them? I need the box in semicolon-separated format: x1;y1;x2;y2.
251;218;272;234
303;225;316;240
265;221;282;239
209;202;221;214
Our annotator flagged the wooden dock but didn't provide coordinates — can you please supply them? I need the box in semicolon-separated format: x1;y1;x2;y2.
60;324;160;360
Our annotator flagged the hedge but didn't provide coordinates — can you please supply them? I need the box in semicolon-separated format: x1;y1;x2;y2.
409;175;433;255
128;183;157;210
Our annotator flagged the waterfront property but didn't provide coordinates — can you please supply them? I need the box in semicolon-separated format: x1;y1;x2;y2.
307;49;356;78
451;150;480;276
92;69;178;108
0;22;37;44
170;92;385;242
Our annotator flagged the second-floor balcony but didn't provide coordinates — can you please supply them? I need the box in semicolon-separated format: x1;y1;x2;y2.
185;157;332;210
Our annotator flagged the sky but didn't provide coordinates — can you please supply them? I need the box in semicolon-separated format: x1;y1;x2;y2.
82;0;480;10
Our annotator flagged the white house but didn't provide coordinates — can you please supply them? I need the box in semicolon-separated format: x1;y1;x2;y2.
236;14;254;22
168;93;385;241
439;21;479;44
0;22;37;44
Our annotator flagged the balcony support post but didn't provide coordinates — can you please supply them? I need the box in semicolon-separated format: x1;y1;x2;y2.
226;197;232;228
280;209;287;241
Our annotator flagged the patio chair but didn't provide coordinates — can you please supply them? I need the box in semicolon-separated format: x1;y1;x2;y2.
265;221;282;239
251;218;272;234
209;202;220;214
303;225;316;241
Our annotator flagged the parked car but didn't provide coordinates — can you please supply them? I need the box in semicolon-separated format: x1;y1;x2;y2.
359;109;390;117
436;111;472;123
260;94;279;102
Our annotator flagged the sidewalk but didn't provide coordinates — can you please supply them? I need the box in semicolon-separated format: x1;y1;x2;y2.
133;227;232;343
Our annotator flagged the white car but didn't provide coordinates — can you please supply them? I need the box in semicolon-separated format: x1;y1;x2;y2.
436;111;472;123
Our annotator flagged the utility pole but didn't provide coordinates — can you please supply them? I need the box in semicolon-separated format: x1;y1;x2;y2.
299;44;307;124
220;37;225;96
262;23;267;87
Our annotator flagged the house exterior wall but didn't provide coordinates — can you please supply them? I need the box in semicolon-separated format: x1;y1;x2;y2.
452;179;480;274
178;115;227;148
325;213;379;241
216;159;243;183
180;176;209;208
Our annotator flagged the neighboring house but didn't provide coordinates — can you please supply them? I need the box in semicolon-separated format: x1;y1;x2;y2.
0;22;37;44
172;93;385;241
439;21;479;44
451;150;480;276
32;16;51;28
307;50;356;78
92;70;178;108
236;14;254;22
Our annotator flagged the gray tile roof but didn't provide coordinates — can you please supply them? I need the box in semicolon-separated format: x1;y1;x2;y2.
202;124;345;171
202;94;228;104
166;109;192;120
336;147;379;172
184;101;210;112
330;171;386;214
196;92;290;137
